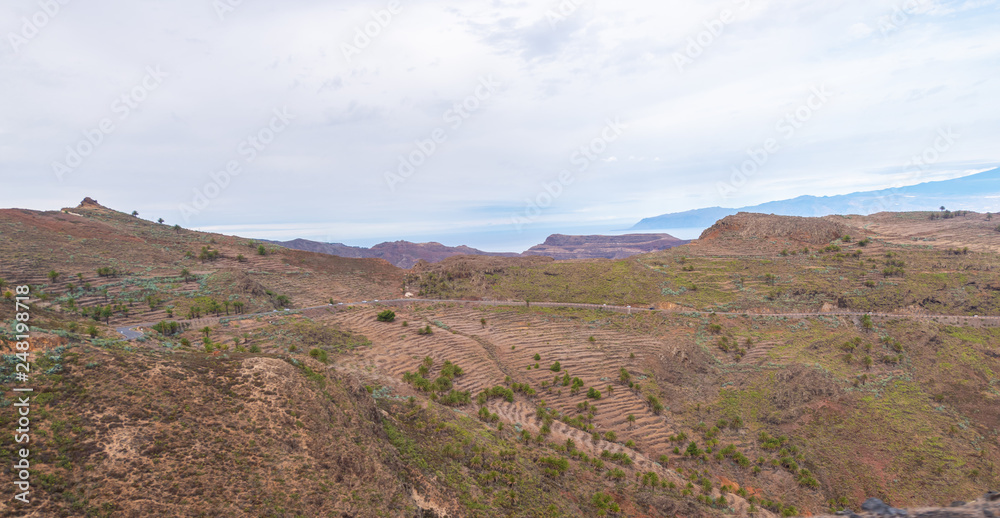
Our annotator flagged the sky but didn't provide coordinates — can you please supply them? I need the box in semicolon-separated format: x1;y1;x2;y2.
2;0;999;251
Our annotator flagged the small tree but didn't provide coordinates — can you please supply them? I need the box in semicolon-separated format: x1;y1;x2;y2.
376;309;396;322
87;325;99;338
47;270;60;283
201;326;212;339
131;210;139;217
257;245;267;256
627;414;636;428
173;224;181;232
861;314;874;331
157;218;164;224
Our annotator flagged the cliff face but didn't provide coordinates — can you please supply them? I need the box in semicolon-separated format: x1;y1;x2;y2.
522;233;689;260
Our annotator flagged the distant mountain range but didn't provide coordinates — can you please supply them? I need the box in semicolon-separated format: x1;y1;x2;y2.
269;234;688;268
632;167;1000;230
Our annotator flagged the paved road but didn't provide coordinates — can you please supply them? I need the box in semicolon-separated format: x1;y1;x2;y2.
113;298;1000;340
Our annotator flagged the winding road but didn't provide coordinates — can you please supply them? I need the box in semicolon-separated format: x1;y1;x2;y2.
114;298;1000;340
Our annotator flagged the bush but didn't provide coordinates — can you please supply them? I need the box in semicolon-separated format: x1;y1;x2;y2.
376;310;396;322
438;390;471;406
549;361;561;372
647;394;664;414
309;348;329;363
591;492;620;516
538;456;569;477
686;442;702;457
586;387;602;400
152;321;181;336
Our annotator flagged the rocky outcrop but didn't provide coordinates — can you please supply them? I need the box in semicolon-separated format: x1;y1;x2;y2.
813;492;1000;518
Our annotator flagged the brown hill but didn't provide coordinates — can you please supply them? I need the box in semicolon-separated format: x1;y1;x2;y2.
268;238;368;258
696;212;851;250
522;233;689;260
369;240;518;269
268;238;518;269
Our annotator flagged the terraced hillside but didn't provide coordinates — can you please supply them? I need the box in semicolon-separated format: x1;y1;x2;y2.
312;302;1000;514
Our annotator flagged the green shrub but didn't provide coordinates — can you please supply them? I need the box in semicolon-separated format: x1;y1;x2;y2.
376;310;396;322
538;456;569;477
591;492;620;516
309;348;328;363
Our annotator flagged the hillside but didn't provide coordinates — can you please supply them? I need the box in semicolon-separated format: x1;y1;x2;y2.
1;202;998;517
413;211;1000;316
632;167;1000;230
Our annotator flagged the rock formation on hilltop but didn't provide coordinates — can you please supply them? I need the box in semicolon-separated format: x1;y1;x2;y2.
79;196;102;208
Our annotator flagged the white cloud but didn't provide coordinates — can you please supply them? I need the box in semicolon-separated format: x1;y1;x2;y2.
0;0;998;248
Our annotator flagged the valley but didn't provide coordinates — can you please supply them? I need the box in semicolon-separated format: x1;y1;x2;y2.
0;200;998;517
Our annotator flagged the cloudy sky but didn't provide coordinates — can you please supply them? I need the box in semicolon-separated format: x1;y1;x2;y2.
2;0;998;251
